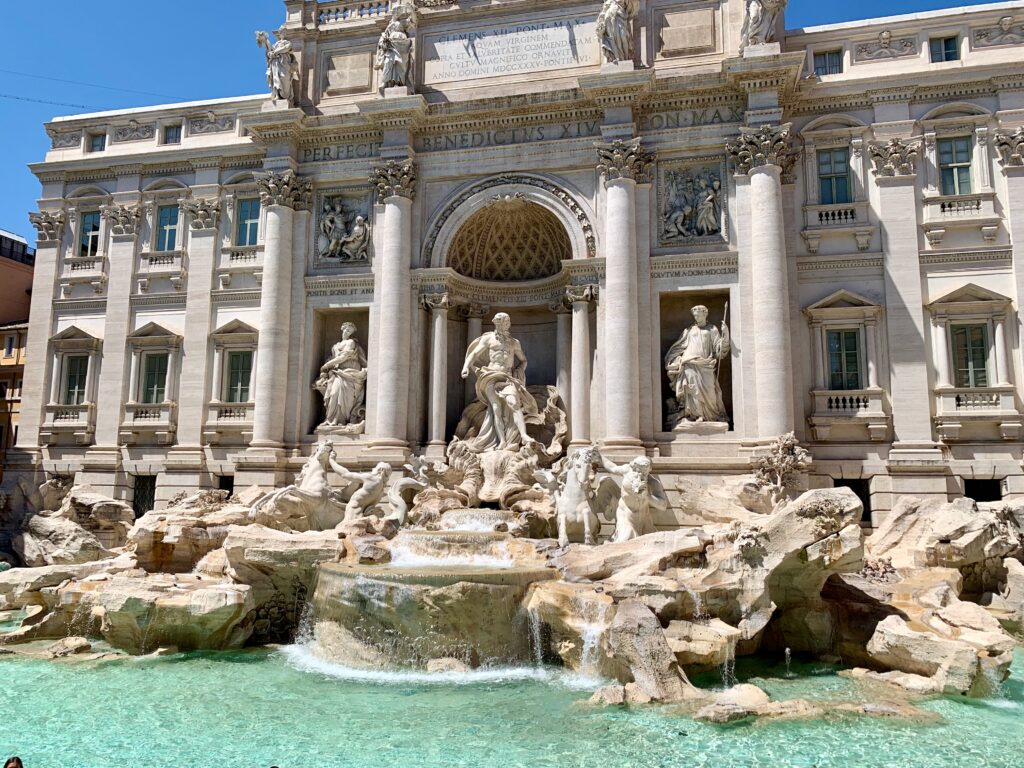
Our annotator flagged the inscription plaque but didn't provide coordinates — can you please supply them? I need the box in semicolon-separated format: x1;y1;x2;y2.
423;17;599;84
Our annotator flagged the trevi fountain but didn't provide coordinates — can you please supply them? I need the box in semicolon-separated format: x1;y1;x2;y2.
5;0;1024;766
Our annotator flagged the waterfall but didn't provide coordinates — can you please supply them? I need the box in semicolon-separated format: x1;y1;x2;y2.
683;583;708;623
784;647;794;678
573;598;610;680
720;637;737;688
527;608;544;667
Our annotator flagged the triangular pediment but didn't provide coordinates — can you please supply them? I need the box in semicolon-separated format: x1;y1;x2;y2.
50;325;99;342
128;322;181;340
929;283;1011;307
805;289;878;311
211;319;258;337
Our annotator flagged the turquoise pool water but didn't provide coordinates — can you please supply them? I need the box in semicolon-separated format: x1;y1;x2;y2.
1;646;1022;768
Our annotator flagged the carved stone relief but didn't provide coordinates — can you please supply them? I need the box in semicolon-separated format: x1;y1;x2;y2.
189;112;235;135
316;191;373;263
112;120;156;143
855;30;917;61
659;162;725;245
974;17;1024;47
48;129;82;149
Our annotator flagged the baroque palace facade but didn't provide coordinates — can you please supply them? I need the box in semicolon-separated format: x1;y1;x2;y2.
9;0;1024;524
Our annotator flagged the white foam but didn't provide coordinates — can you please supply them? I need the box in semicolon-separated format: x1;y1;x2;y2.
386;552;516;569
280;644;607;690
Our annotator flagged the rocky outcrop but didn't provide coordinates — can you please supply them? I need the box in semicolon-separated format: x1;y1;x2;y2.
129;491;249;573
222;524;344;643
53;486;135;548
524;581;619;677
551;529;711;582
986;556;1024;637
0;554;138;611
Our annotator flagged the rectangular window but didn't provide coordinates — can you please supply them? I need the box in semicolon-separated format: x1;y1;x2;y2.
80;211;102;258
88;133;106;152
813;50;842;76
930;36;960;62
0;382;7;400
827;329;861;390
225;350;253;403
952;324;989;388
63;355;89;405
817;148;851;205
162;125;182;145
142;353;169;404
155;205;179;252
938;137;973;196
132;475;157;519
235;199;261;246
3;336;13;357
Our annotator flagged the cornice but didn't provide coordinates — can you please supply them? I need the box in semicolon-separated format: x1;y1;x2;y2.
797;255;883;273
211;289;262;304
52;298;108;313
919;248;1012;267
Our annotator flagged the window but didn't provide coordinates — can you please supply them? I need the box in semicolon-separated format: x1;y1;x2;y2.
63;355;89;405
963;478;1002;503
162;124;182;145
225;350;253;403
80;211;102;258
938;137;972;196
142;353;169;404
155;205;180;252
236;199;261;246
132;475;157;519
818;148;851;205
88;133;106;152
217;474;235;496
834;479;872;522
951;324;989;388
813;50;842;76
3;336;13;358
827;329;861;390
930;36;960;62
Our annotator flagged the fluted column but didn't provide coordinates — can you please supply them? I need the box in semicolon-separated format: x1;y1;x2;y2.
370;159;417;447
423;293;449;449
251;170;310;448
568;284;597;446
596;139;653;446
727;124;798;439
551;299;572;416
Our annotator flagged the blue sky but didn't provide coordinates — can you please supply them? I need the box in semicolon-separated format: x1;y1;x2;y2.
0;0;999;245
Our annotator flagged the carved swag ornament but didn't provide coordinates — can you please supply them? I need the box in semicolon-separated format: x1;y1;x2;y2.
29;210;66;243
255;170;313;210
725;124;799;177
595;139;656;184
995;127;1024;168
868;138;920;177
370;159;417;201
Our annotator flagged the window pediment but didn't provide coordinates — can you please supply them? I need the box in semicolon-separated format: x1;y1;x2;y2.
128;322;183;348
50;325;102;351
804;289;882;321
211;319;259;345
928;283;1012;316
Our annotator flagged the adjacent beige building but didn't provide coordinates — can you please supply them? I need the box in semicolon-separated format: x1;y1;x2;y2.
9;0;1024;525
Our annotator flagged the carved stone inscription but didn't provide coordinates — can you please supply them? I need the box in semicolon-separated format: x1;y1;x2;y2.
423;18;598;84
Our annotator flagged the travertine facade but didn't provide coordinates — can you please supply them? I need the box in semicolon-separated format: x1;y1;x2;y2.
10;0;1024;524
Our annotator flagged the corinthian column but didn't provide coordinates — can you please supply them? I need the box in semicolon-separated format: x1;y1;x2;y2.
423;292;449;452
567;284;597;446
596;138;654;447
727;124;798;439
250;170;311;447
369;159;417;447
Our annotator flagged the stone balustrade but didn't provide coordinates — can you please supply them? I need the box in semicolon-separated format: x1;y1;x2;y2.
317;1;393;26
922;191;1000;245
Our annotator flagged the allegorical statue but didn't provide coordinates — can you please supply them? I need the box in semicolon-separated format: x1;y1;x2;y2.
256;30;299;105
318;200;370;261
596;0;638;64
596;455;668;543
665;305;730;425
315;323;367;432
460;312;539;453
375;3;416;89
740;0;787;52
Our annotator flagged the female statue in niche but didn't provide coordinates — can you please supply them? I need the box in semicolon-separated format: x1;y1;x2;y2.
665;305;730;426
315;322;368;432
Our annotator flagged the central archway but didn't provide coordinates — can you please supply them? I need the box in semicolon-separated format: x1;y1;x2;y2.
447;197;571;282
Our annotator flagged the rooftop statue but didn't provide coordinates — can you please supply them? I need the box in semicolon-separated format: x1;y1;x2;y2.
740;0;787;53
596;0;638;64
376;2;417;89
256;30;299;106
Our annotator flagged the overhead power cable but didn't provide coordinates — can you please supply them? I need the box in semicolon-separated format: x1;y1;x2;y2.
0;93;99;110
0;68;185;100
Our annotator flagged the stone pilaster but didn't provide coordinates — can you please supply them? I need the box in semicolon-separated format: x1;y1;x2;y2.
461;303;489;407
567;284;598;446
250;170;311;448
369;158;416;449
998;131;1024;387
549;298;572;420
596;138;653;448
422;292;449;453
727;124;798;440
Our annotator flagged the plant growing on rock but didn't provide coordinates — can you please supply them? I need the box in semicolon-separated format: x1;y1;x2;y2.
753;432;810;505
734;524;768;564
796;496;848;539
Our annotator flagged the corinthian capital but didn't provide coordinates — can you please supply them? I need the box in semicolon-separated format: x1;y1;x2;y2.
726;124;799;177
182;198;222;230
101;204;142;237
596;139;655;185
995;127;1024;168
29;210;66;243
867;138;920;178
255;170;312;210
420;292;450;312
371;159;417;202
566;284;599;304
